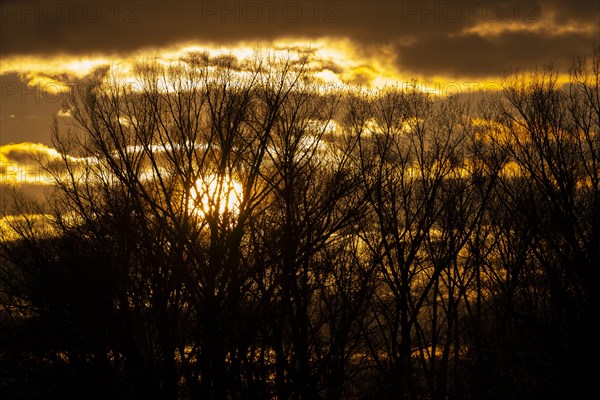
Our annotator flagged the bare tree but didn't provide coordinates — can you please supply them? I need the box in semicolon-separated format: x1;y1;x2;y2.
1;46;597;400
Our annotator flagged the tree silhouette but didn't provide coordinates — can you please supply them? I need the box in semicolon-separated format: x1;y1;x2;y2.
1;46;598;400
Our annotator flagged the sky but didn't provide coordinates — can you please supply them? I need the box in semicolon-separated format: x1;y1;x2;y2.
1;0;599;193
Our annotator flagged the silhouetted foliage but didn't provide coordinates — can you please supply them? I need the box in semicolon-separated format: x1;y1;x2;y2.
1;47;598;399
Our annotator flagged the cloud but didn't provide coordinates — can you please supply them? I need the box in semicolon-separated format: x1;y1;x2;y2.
1;142;62;163
0;142;95;186
57;109;72;118
0;140;208;187
0;1;597;80
0;1;597;152
0;40;402;96
0;143;61;186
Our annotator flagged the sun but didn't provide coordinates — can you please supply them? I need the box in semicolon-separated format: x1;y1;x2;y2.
189;174;243;219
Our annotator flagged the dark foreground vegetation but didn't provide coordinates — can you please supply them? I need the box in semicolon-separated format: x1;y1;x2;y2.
1;47;598;399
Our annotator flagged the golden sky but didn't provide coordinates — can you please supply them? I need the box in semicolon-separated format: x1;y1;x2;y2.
1;0;599;198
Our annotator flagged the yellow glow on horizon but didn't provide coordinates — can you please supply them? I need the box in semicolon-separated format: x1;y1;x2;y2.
0;214;56;242
0;55;111;76
0;39;437;94
0;38;578;101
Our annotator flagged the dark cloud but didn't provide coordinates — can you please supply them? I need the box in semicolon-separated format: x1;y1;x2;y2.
4;147;38;163
0;1;598;78
394;31;599;78
548;0;600;24
0;73;61;146
320;60;344;75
